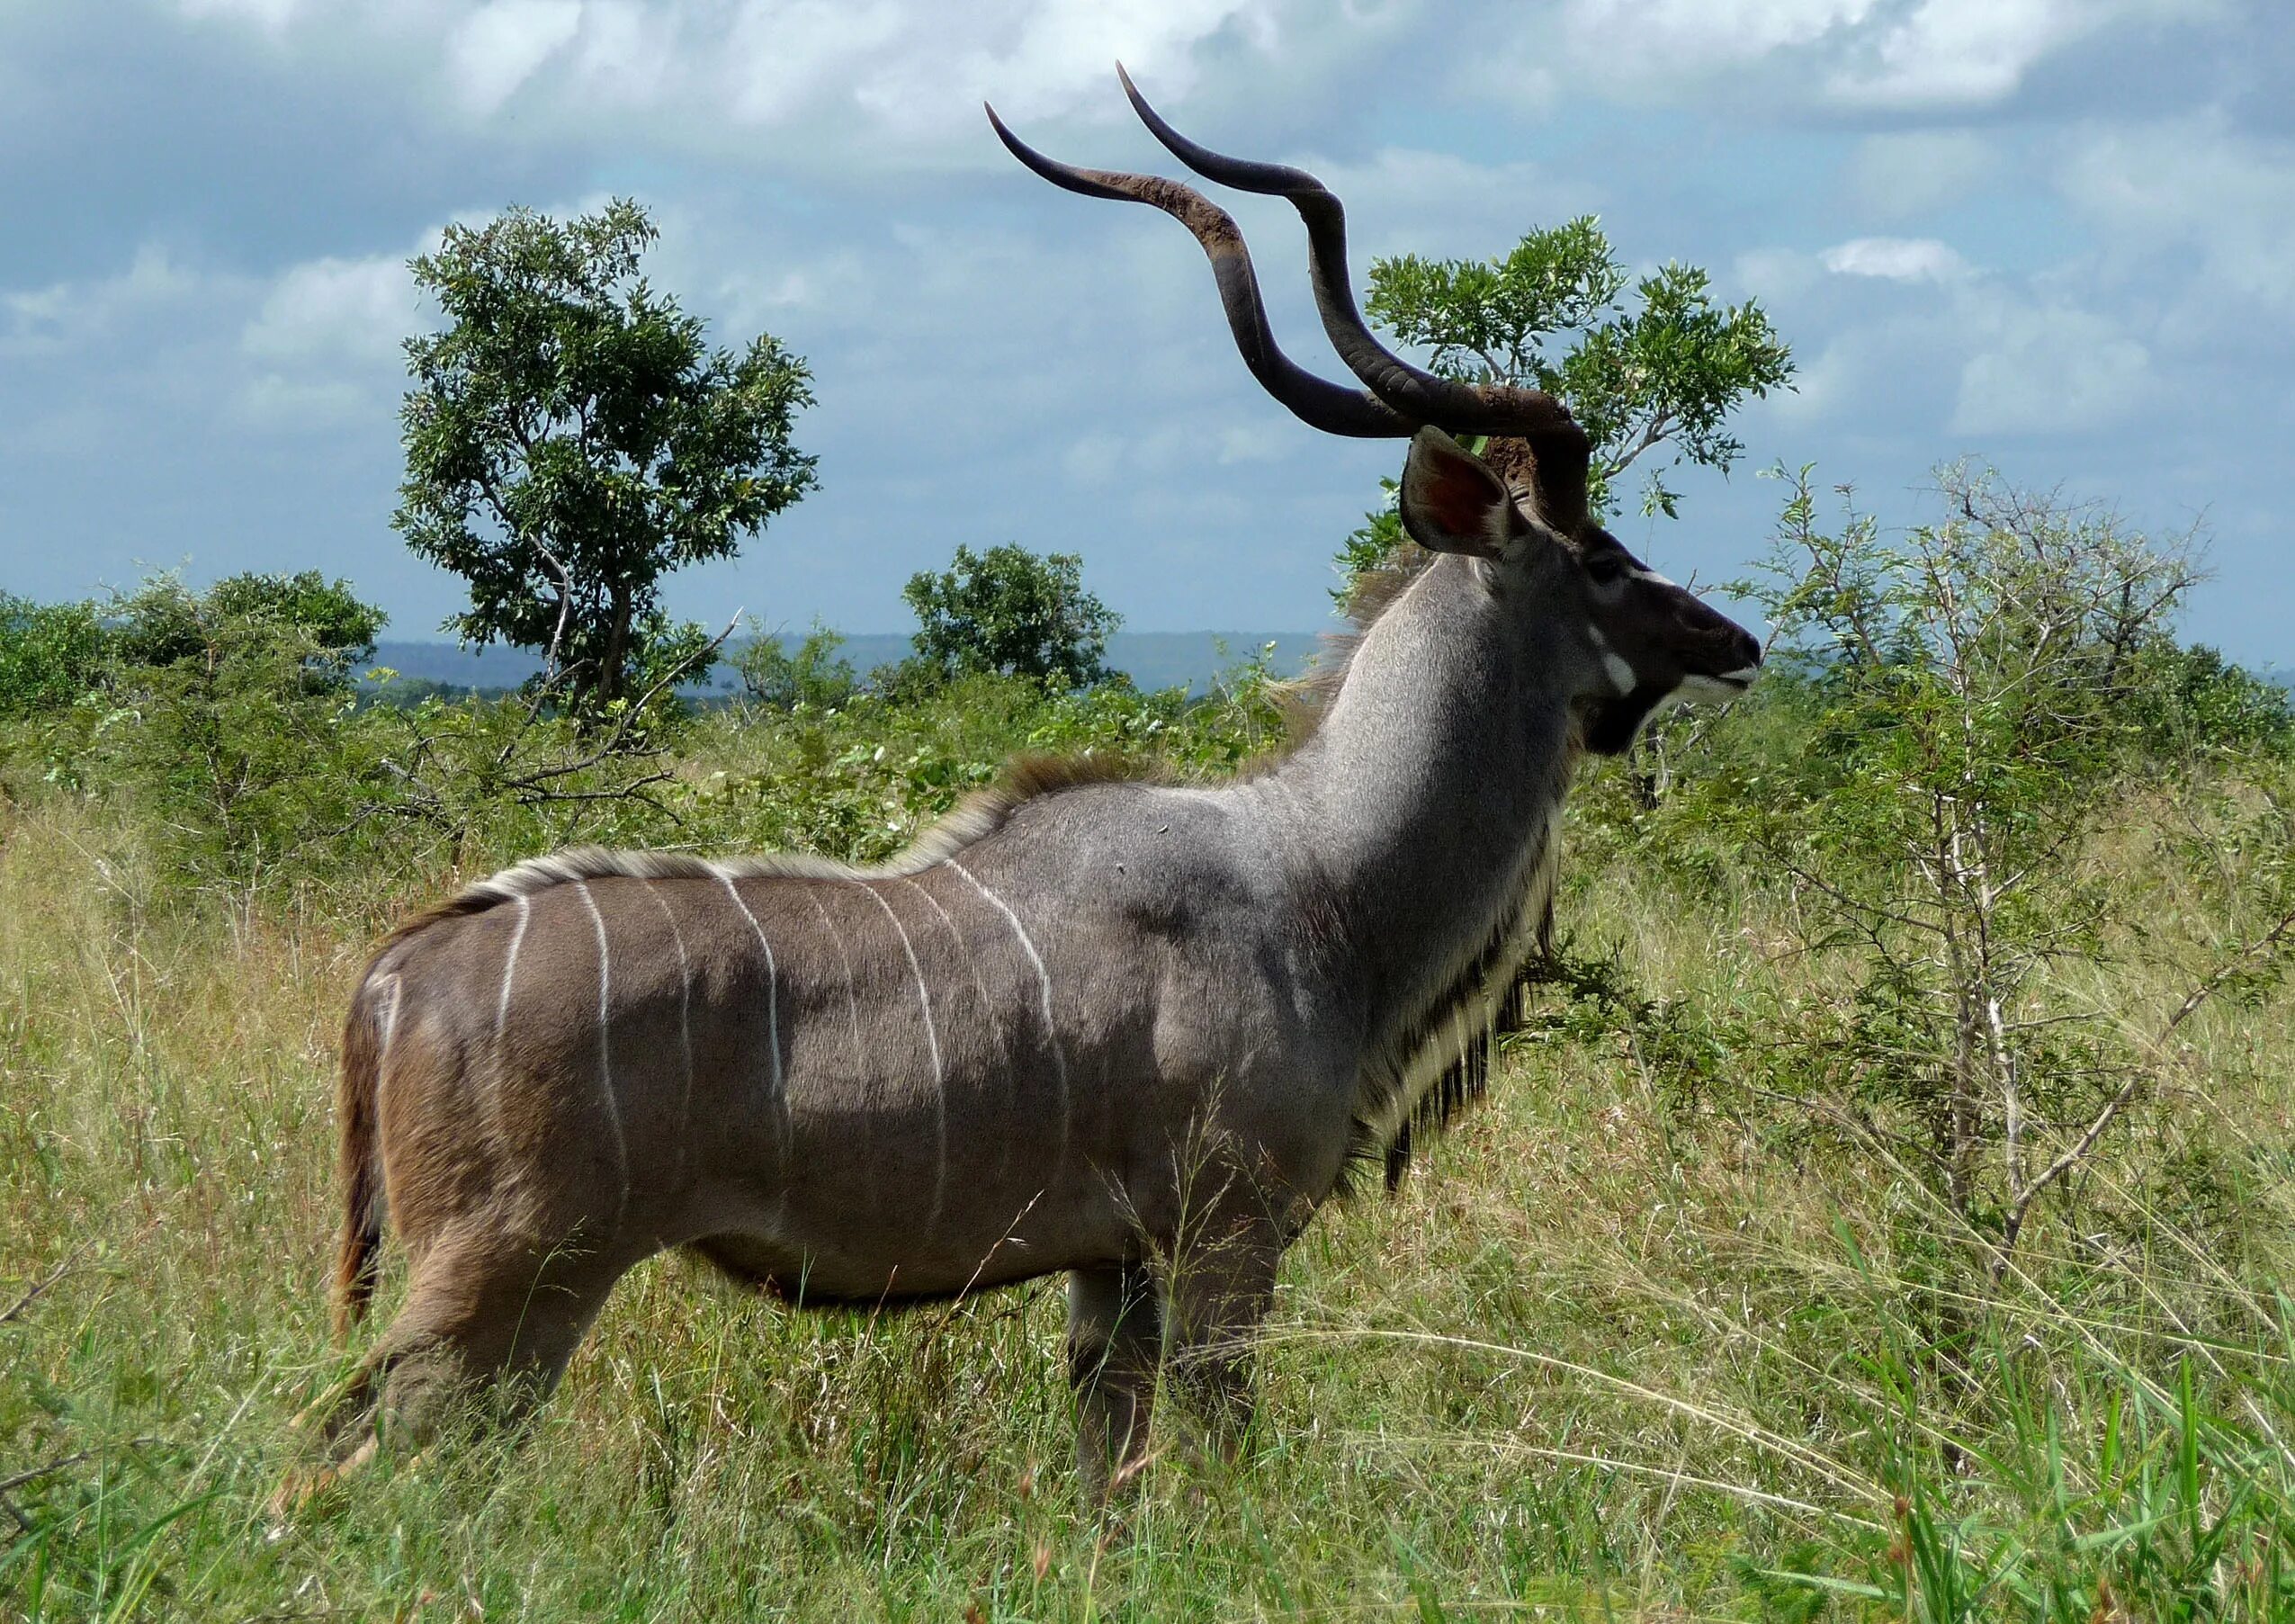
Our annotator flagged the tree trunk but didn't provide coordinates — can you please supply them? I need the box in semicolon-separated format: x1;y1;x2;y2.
600;592;632;713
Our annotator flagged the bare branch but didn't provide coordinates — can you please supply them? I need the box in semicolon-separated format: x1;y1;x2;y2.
2158;905;2295;1041
0;1451;100;1496
1992;902;2295;1279
1771;851;1946;938
511;771;677;809
499;608;740;791
0;1238;94;1327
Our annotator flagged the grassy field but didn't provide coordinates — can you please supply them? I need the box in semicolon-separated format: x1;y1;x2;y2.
4;719;2293;1620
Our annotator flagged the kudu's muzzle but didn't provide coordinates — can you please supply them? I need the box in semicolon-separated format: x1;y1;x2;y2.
1672;592;1764;694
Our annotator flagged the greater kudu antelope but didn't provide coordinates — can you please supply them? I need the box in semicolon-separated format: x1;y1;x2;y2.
292;76;1762;1506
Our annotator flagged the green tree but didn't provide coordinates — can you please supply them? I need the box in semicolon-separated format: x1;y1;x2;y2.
1338;218;1792;591
395;199;818;721
898;543;1120;691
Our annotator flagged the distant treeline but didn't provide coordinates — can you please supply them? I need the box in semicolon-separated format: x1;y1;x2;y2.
363;632;1327;701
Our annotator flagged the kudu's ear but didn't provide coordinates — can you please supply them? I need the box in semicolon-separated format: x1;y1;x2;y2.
1480;433;1589;538
1399;427;1531;558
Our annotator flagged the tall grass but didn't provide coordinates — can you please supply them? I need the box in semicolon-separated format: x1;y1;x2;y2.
4;728;2291;1619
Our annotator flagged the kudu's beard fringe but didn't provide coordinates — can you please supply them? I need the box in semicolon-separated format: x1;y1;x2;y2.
1348;829;1564;1195
1377;939;1562;1189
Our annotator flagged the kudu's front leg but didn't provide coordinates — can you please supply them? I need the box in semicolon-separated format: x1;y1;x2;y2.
1162;1220;1281;1461
1067;1260;1161;1505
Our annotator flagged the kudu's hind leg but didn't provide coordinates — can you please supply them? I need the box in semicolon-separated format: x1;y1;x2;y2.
1067;1261;1161;1505
322;1233;625;1476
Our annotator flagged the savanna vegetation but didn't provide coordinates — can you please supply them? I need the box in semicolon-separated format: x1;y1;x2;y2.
4;199;2293;1620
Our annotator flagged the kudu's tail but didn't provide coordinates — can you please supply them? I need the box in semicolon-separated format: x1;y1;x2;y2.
330;974;391;1341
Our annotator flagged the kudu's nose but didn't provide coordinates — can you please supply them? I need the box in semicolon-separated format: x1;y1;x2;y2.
1675;596;1763;681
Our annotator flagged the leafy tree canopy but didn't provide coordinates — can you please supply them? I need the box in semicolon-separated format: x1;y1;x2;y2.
1367;217;1793;519
1339;218;1792;595
395;199;818;719
899;543;1120;692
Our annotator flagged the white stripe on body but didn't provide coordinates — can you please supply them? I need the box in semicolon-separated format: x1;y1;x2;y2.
718;874;793;1216
373;973;402;1055
489;893;531;1144
641;882;696;1198
944;859;1070;1188
572;881;632;1228
897;875;1018;1194
495;895;530;1039
799;885;875;1216
851;879;947;1239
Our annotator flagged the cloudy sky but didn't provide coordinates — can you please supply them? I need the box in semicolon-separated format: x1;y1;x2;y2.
2;0;2289;666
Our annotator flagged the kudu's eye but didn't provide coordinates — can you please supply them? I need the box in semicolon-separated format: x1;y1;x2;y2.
1583;554;1626;586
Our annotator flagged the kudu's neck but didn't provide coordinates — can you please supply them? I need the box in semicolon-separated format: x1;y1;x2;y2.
1270;555;1581;1014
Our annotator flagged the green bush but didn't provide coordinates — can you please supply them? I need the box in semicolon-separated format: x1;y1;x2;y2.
736;621;858;711
112;570;382;688
0;594;107;720
2126;639;2293;761
1573;467;2295;1299
79;574;390;897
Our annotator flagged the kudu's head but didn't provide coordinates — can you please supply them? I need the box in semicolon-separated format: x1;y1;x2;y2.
990;71;1762;756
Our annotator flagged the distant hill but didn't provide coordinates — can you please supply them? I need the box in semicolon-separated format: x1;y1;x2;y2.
364;632;1330;698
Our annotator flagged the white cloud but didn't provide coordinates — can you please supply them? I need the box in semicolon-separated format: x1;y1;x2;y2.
153;0;1328;168
1297;147;1590;254
175;0;301;31
1842;0;2227;108
563;0;677;109
1732;247;1822;302
236;372;370;426
1820;236;1967;282
242;253;421;364
1563;0;1876;78
856;0;1277;135
1217;421;1292;464
1952;303;2151;435
2060;117;2295;317
1062;429;1126;486
1741;238;2151;440
235;239;439;429
1828;0;2078;106
717;1;905;125
1531;0;2222;112
446;0;582;115
1760;330;1863;424
3;247;213;354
